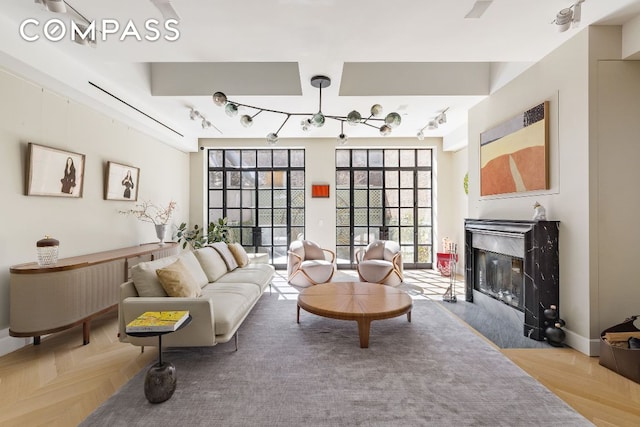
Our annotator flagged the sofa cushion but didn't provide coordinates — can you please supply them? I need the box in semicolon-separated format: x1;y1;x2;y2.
201;284;261;336
194;247;228;282
131;255;179;297
227;243;249;267
363;240;400;262
178;250;209;288
156;258;203;298
215;264;275;292
211;242;238;271
302;241;326;260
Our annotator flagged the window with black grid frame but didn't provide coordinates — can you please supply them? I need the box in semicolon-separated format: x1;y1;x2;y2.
335;148;433;269
207;149;305;268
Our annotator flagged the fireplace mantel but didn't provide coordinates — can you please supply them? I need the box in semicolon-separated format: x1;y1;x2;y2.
464;219;560;341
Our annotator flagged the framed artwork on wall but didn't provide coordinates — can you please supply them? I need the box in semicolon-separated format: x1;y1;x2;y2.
311;183;330;198
26;143;85;198
105;161;140;201
480;101;549;197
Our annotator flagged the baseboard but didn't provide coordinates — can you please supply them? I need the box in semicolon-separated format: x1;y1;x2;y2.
564;328;601;356
0;327;32;357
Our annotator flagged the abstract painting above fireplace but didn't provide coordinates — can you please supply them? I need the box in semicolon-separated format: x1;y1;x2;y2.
464;219;559;341
479;101;549;196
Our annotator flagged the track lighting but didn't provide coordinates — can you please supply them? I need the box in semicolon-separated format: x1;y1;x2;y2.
189;108;221;133
71;22;97;46
35;0;67;13
416;108;448;139
554;0;585;32
212;75;402;144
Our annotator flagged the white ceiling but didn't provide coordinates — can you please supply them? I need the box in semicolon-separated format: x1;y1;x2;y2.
2;0;640;152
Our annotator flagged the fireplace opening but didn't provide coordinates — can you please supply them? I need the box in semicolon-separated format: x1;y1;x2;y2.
474;249;524;311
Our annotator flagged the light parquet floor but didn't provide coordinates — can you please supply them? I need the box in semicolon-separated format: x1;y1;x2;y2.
0;270;639;426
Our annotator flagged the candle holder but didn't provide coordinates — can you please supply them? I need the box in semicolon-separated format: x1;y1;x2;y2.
36;236;59;266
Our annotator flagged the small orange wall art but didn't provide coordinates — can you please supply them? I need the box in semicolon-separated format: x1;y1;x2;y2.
480;101;549;196
311;184;330;198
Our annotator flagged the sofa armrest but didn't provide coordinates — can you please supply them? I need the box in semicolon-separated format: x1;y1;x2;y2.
119;296;216;346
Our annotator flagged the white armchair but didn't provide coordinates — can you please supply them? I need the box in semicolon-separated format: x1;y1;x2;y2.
287;240;336;288
355;240;403;287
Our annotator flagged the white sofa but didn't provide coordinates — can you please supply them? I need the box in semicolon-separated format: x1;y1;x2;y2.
118;245;274;349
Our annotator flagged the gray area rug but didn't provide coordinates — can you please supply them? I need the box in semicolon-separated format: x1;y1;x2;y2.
81;295;591;426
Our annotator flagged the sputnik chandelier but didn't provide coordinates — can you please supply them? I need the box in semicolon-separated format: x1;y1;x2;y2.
212;75;402;144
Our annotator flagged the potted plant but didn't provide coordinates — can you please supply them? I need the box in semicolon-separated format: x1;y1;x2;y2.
176;217;230;250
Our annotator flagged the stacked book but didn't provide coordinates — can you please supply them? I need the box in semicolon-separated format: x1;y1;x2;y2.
126;310;190;333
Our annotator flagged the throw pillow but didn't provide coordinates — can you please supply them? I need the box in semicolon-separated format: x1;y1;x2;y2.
194;247;229;282
131;255;179;297
178;250;209;288
227;242;250;267
156;258;202;298
363;241;385;261
210;241;239;271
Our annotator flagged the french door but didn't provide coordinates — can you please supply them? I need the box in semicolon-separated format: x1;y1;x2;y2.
207;149;305;268
335;148;433;269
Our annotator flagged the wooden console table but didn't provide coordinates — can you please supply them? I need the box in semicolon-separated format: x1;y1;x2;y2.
9;242;179;346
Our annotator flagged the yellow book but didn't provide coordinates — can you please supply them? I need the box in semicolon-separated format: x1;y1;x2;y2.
126;310;189;333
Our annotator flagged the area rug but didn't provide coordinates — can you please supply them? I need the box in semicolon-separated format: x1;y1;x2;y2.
81;295;591;426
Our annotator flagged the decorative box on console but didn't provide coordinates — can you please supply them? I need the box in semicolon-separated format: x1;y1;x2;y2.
464;219;560;341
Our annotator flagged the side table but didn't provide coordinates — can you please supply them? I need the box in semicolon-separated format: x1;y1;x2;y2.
126;315;192;403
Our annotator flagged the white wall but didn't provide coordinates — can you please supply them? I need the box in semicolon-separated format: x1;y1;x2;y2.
0;68;190;356
594;60;640;336
196;137;458;262
450;147;469;275
467;26;629;355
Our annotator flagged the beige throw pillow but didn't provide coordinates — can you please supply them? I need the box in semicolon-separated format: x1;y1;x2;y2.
131;255;179;297
194;247;228;282
210;242;239;271
227;243;250;267
156;258;202;298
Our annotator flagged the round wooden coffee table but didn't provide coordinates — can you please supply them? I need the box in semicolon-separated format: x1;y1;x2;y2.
297;282;413;348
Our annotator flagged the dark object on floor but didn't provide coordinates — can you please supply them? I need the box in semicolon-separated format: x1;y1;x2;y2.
599;314;640;384
629;337;640;349
543;305;566;347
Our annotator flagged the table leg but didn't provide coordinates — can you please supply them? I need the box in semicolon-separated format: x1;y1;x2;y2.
83;321;90;345
297;304;300;324
143;334;176;403
407;310;412;323
356;319;371;348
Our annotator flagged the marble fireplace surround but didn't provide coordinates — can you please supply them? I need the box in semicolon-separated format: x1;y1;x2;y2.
464;219;560;341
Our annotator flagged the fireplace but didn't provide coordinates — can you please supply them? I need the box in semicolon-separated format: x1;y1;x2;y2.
464;219;559;341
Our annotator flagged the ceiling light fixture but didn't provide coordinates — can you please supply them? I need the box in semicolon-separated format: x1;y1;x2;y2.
212;75;402;144
337;121;348;145
554;0;586;32
72;23;97;46
35;0;67;13
416;108;449;140
189;108;222;133
150;0;180;21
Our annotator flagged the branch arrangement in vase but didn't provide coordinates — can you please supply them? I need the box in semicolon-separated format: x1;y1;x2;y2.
119;200;177;225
